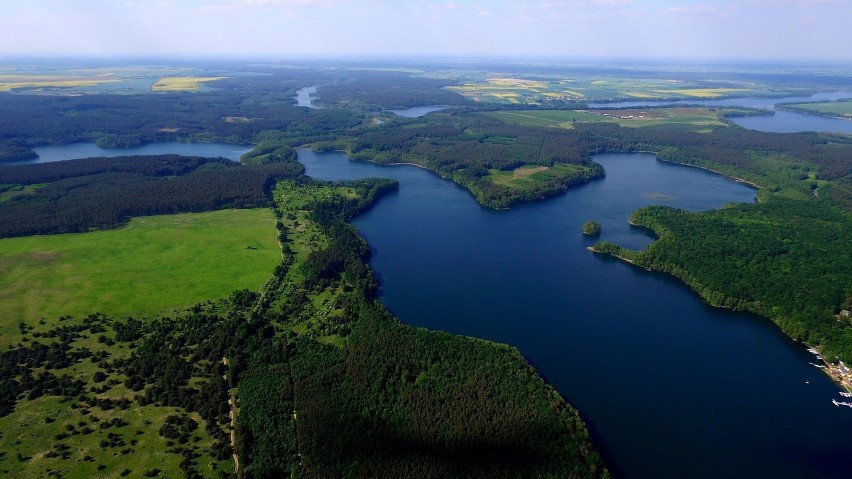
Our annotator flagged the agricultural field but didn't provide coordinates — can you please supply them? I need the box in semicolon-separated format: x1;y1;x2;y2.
151;76;227;92
446;75;766;103
0;75;119;92
779;99;852;119
0;65;208;94
0;208;280;346
489;107;730;132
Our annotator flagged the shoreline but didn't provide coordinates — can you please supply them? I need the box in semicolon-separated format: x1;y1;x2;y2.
650;155;763;190
776;105;852;122
386;161;432;171
807;350;852;393
589;245;852;393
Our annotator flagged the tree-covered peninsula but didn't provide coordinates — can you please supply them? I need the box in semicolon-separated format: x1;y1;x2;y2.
0;154;608;478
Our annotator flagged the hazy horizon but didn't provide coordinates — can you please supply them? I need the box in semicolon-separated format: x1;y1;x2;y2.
3;1;852;63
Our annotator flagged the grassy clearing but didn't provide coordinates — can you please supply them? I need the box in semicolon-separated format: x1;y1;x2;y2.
489;107;727;131
779;99;852;119
0;208;279;346
0;184;44;203
151;76;227;92
0;395;224;479
486;164;591;190
0;308;234;478
270;180;370;337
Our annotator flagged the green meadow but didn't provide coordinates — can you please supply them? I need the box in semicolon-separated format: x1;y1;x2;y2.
0;208;280;346
486;163;591;189
489;107;728;132
779;99;852;119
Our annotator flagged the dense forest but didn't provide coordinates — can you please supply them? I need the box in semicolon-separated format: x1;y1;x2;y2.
0;176;608;478
0;71;471;162
235;178;607;478
594;197;852;363
314;75;469;109
0;155;302;237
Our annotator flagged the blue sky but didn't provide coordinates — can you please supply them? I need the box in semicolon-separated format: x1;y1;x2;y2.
4;0;852;61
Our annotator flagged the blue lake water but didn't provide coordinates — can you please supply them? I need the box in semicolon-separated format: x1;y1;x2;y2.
386;105;450;117
17;142;253;165
589;92;852;134
299;148;852;479
295;86;321;109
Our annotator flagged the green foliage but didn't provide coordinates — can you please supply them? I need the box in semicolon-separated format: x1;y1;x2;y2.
623;198;852;362
313;74;468;109
582;220;602;236
286;309;607;478
0;208;281;339
0;142;38;162
237;373;297;479
350;111;605;208
0;155;303;237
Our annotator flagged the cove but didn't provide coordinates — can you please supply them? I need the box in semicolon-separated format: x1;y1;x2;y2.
298;148;852;479
19;142;253;165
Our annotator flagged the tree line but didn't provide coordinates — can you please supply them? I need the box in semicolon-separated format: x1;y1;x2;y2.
0;155;302;237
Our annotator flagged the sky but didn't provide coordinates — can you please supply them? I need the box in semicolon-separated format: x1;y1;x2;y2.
3;0;852;61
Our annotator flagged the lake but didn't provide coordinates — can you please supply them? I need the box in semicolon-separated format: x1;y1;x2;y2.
14;142;254;165
386;105;450;117
589;92;852;134
295;86;321;109
298;148;852;479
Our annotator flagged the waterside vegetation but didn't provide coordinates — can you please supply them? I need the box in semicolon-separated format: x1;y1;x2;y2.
2;60;852;476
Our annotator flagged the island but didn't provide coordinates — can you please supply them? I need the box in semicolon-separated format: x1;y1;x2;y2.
582;220;602;236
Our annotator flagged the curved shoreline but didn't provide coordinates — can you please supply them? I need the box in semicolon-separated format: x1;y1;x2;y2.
650;155;763;190
588;244;852;393
776;104;852;122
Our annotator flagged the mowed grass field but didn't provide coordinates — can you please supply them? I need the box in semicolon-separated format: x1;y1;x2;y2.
0;208;279;346
489;107;728;132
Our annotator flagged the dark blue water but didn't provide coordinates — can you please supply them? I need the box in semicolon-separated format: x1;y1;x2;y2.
588;92;852;134
386;105;449;117
299;149;852;479
16;142;253;165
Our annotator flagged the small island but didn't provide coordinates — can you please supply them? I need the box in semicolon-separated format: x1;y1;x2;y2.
582;220;602;236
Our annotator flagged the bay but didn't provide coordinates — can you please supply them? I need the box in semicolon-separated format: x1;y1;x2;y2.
299;148;852;479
